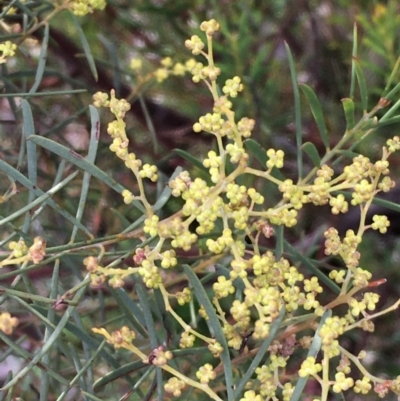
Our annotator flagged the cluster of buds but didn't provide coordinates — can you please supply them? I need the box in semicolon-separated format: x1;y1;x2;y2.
28;236;46;264
83;256;139;288
92;87;163;308
93;90;158;187
69;0;106;16
0;41;17;64
8;240;28;259
0;312;19;335
1;237;46;268
165;377;186;397
129;55;203;85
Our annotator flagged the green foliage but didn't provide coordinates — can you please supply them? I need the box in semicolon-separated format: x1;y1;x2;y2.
1;2;400;401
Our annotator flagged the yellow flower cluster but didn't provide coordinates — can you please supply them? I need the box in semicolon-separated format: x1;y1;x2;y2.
93;90;158;206
90;18;400;401
69;0;106;16
0;237;46;268
0;312;19;335
0;41;17;64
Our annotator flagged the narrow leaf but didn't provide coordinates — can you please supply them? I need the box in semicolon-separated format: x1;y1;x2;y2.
70;106;100;241
98;33;121;95
300;142;321;167
21;99;37;193
0;161;91;235
341;98;356;131
93;361;152;391
244;138;267;166
108;287;148;338
250;44;269;81
134;278;164;401
0;331;69;386
70;12;98;81
87;105;100;162
300;84;329;149
31;305;136;389
56;341;107;401
285;43;303;179
350;23;358;99
234;307;285;400
29;135;145;213
29;23;49;94
380;98;400;123
139;95;159;154
274;224;284;259
153;174;175;212
0;89;87;97
290;310;332;401
2;283;88;390
385;79;400;101
373;197;400;213
334;149;360;160
376;116;400;128
184;265;234;401
353;59;368;112
173;148;208;173
0;169;78;228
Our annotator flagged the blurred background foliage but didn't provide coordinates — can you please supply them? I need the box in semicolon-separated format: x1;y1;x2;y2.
1;0;400;400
